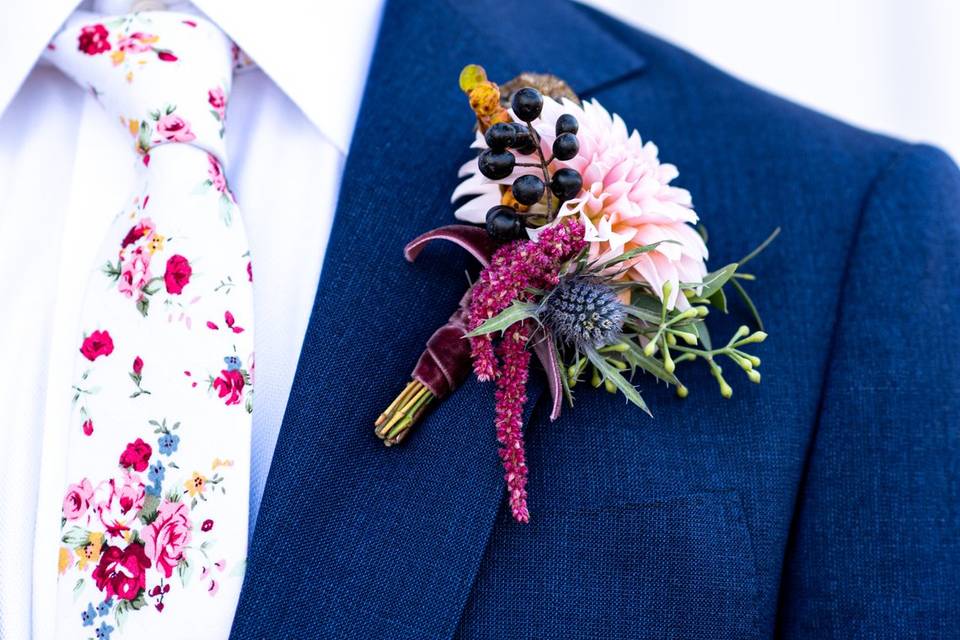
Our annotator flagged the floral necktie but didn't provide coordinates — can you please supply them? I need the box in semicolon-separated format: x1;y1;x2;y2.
45;11;253;639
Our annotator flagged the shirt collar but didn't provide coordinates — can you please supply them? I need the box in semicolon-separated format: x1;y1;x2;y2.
192;0;385;154
0;0;385;154
0;0;80;120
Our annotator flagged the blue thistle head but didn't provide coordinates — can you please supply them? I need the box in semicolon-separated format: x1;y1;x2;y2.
541;277;626;349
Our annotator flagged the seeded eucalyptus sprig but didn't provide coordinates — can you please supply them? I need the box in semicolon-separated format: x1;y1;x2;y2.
467;227;779;413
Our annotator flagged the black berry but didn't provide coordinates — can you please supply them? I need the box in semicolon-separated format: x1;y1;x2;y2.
555;114;579;135
511;174;545;206
485;205;525;241
552;133;579;161
478;149;515;180
511;87;543;122
550;168;583;201
484;122;516;152
511;123;537;155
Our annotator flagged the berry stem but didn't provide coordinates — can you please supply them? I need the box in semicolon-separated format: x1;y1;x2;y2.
526;122;555;219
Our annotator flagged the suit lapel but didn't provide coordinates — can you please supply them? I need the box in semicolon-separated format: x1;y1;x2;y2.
231;1;645;637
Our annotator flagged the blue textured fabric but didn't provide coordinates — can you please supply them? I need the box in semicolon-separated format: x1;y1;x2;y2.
230;1;960;637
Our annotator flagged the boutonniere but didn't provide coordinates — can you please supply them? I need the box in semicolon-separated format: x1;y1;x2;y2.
376;65;778;522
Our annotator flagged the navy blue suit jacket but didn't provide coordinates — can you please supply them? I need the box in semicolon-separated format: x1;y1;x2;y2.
231;0;960;637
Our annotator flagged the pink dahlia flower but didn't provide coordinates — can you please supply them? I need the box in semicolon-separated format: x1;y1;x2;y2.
453;97;708;309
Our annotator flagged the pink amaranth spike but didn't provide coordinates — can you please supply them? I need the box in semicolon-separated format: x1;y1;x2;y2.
466;217;585;522
496;321;532;522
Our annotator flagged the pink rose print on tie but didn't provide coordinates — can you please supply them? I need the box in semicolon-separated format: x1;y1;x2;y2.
142;501;192;578
93;472;147;538
119;438;152;472
207;153;228;193
156;113;195;143
78;24;110;55
212;369;244;406
102;23;177;74
130;356;151;398
80;330;114;361
92;542;151;601
118;245;152;298
203;153;238;224
82;418;94;436
164;254;192;294
58;419;235;626
204;350;252;411
208;87;227;137
63;479;94;521
106;211;195;316
116;32;155;55
120;216;155;248
208;88;226;117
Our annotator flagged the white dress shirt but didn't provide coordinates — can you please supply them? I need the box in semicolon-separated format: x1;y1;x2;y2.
0;0;384;637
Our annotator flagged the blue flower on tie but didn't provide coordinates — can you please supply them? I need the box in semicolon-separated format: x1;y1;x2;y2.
81;603;96;626
96;597;113;616
95;621;114;640
146;460;165;496
223;355;242;371
158;432;180;455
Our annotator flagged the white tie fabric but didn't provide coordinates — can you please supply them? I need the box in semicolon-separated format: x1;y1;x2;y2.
45;11;252;639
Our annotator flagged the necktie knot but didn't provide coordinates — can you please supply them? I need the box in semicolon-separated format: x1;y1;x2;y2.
46;11;233;165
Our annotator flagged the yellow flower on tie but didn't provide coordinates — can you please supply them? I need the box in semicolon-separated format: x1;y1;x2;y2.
148;233;166;253
185;471;207;497
75;532;104;570
58;546;73;575
212;457;234;470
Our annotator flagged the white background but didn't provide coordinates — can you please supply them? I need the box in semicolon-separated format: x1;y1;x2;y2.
580;0;960;162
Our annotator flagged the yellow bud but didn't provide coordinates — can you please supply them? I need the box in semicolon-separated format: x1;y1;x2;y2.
666;333;677;347
643;340;657;357
747;355;761;368
735;325;750;340
604;379;617;394
676;385;689;398
664;351;675;374
662;281;673;300
591;368;602;388
468;82;502;117
697;306;710;317
747;369;761;384
459;64;488;92
720;381;733;398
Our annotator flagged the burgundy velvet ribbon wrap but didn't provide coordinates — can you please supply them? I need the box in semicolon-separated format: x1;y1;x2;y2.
403;225;565;421
403;225;495;399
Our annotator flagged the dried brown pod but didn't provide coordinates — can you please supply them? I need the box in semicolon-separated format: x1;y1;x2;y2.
499;73;581;107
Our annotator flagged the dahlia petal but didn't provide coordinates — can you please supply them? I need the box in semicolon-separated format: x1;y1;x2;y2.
451;174;496;202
